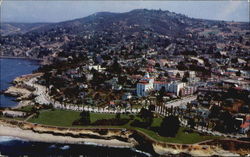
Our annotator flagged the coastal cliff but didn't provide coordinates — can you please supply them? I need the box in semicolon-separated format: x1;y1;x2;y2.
0;119;136;148
0;118;249;156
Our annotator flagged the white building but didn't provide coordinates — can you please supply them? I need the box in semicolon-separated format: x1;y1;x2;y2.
137;72;186;97
87;65;106;72
136;72;154;97
189;71;196;78
168;82;186;96
154;81;169;91
180;85;197;97
166;69;185;77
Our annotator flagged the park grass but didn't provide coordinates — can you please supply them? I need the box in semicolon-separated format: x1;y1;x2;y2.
0;116;26;121
17;105;34;112
28;109;130;127
28;110;81;127
135;127;219;144
28;109;219;144
90;112;129;123
151;117;162;127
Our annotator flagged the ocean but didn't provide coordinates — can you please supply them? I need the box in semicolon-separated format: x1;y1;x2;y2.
0;136;150;157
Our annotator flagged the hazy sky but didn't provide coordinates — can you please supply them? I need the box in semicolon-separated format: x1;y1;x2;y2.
1;1;249;23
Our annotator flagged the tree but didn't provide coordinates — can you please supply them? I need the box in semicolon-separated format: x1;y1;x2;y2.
176;72;181;78
219;111;236;133
181;77;188;83
184;71;190;78
236;70;241;77
111;59;122;74
155;63;161;68
148;104;155;112
187;117;195;129
115;112;121;120
80;111;91;125
165;63;169;68
157;86;166;102
159;115;180;137
139;108;153;127
164;72;169;77
177;62;188;70
208;105;221;119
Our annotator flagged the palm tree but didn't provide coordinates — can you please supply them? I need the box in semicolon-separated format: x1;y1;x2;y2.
166;107;169;116
170;106;173;115
160;106;163;115
206;120;210;131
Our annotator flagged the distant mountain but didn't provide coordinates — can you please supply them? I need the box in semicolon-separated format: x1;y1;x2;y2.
28;9;196;37
0;23;50;36
1;9;249;59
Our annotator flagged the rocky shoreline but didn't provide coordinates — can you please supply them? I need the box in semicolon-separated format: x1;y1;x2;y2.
2;73;43;109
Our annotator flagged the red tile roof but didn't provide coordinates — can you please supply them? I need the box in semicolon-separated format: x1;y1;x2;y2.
154;81;167;84
138;82;149;85
241;122;250;129
241;115;250;128
138;80;150;85
110;101;115;105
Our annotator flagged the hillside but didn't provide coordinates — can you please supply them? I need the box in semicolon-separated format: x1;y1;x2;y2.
29;9;194;36
0;9;249;59
0;23;49;36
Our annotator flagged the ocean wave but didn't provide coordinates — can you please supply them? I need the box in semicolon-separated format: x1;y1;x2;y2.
0;136;27;143
60;145;70;150
49;144;57;148
83;142;152;156
83;141;131;148
131;148;152;157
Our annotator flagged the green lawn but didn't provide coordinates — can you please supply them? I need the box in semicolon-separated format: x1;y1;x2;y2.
29;110;81;127
90;113;129;123
136;127;218;144
17;105;34;112
151;117;162;127
0;116;26;121
28;109;130;127
28;109;219;144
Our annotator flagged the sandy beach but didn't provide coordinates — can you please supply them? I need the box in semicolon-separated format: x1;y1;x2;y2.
0;124;134;148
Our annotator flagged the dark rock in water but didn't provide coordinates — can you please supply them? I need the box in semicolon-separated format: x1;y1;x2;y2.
130;131;159;157
0;90;5;95
3;92;19;97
